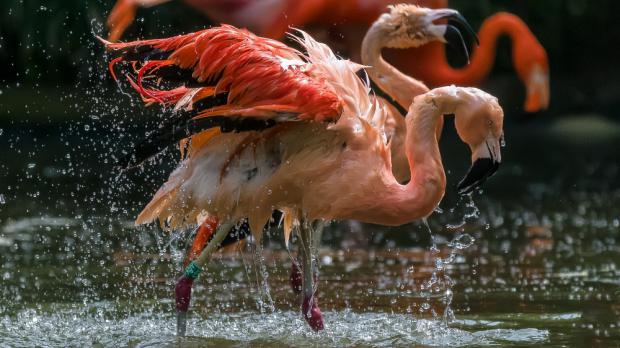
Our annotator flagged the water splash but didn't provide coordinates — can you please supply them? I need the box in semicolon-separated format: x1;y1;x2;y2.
421;219;453;323
422;194;481;324
250;235;276;313
0;305;550;347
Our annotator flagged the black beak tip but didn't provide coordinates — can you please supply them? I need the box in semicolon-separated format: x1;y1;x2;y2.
440;12;479;66
444;25;470;64
456;182;474;195
457;158;500;195
449;12;479;45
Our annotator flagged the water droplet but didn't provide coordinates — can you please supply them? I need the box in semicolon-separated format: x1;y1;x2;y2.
27;163;36;169
0;194;5;204
451;233;475;250
322;255;333;265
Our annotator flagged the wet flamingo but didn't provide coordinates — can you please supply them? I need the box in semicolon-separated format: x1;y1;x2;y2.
106;0;548;112
171;4;477;296
102;23;504;334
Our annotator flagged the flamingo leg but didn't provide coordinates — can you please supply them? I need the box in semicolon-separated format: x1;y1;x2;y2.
184;216;219;267
312;221;324;283
291;221;323;294
290;260;303;293
184;218;251;267
176;220;235;336
298;220;324;331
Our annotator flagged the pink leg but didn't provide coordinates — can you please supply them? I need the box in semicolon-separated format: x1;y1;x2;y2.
291;260;319;294
174;220;234;336
302;292;324;331
175;261;201;336
290;261;302;293
298;222;324;331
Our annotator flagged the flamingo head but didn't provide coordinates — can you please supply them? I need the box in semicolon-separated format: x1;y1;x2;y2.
377;5;478;62
425;86;504;194
513;33;550;113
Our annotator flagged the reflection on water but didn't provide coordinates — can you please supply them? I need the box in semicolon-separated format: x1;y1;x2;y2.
1;118;620;346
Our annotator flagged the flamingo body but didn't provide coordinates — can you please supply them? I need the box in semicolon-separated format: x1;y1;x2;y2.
103;24;505;334
105;25;390;235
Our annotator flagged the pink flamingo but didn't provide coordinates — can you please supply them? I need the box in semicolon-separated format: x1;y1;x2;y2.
102;23;504;334
147;4;479;292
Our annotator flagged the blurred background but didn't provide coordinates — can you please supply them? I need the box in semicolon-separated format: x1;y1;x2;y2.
1;1;620;346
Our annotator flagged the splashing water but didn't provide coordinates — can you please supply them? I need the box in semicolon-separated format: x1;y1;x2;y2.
421;194;481;325
421;219;454;323
251;236;276;313
0;304;550;347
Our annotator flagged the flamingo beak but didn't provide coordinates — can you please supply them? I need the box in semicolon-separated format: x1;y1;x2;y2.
457;137;502;195
434;10;479;64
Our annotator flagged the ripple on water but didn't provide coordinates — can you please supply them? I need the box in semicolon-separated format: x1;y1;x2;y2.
0;305;549;347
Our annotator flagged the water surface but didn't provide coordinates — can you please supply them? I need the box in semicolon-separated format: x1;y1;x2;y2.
1;115;619;346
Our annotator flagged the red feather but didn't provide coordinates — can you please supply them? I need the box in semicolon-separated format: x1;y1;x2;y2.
103;25;343;123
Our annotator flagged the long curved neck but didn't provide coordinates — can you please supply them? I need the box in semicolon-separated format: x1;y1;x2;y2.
361;22;429;109
433;13;527;85
360;100;447;225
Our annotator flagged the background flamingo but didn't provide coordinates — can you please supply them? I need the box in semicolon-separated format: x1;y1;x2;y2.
103;22;504;334
106;0;549;112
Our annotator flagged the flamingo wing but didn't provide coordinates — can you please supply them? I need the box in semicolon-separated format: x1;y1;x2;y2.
102;25;344;168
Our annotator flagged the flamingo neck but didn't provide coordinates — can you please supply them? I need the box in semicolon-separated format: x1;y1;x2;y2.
434;12;528;85
364;101;446;225
361;23;429;109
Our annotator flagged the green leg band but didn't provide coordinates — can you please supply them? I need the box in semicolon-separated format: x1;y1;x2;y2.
184;261;202;280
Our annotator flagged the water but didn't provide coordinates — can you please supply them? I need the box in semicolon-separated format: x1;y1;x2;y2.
1;115;620;346
1;307;550;347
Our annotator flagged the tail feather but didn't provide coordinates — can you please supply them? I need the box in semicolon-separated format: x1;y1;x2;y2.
135;157;196;227
135;185;180;226
179;128;221;160
117;111;279;169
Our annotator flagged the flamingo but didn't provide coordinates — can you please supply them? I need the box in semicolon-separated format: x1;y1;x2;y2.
106;0;548;112
156;4;478;296
102;22;504;334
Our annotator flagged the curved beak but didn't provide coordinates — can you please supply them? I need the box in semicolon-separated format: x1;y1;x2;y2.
457;136;502;195
432;10;479;64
